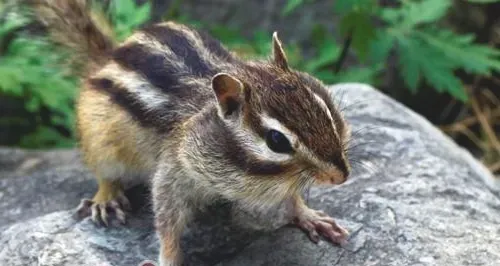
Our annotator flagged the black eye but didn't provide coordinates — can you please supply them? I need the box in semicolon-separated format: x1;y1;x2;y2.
266;129;293;154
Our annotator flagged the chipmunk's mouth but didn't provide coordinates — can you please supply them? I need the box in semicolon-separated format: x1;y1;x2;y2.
313;169;347;185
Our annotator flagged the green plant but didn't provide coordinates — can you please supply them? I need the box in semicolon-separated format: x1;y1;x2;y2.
0;0;152;149
372;0;500;101
275;0;500;101
0;7;77;148
104;0;151;41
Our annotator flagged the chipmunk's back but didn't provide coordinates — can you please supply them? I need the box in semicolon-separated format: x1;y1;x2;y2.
87;22;238;134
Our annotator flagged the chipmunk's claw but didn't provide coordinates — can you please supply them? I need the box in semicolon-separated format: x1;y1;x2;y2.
294;208;349;245
76;191;130;226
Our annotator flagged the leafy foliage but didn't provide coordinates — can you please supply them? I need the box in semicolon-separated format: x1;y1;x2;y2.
374;0;500;101
106;0;151;41
0;8;77;148
277;0;500;101
0;0;152;148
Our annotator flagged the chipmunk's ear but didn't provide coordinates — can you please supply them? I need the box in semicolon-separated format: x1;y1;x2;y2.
212;73;244;117
272;31;289;71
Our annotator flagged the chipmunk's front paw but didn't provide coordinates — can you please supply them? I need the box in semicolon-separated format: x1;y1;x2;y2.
293;207;349;245
76;188;130;226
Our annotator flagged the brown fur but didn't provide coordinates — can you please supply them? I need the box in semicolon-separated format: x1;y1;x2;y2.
32;1;352;265
31;0;115;72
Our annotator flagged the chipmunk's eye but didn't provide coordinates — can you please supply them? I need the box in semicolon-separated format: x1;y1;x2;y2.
266;129;293;154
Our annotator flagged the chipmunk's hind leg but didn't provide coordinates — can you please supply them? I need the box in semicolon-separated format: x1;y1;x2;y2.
77;178;131;226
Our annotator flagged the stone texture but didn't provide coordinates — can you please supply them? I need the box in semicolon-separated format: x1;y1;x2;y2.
1;83;500;266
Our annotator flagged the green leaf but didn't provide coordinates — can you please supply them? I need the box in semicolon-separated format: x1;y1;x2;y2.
108;0;152;40
396;37;468;101
0;66;23;95
20;126;74;149
339;11;376;61
252;30;272;56
400;0;452;29
25;97;41;112
281;0;304;16
398;38;422;92
334;0;376;13
380;0;452;29
210;25;247;45
313;70;338;84
304;35;341;72
0;3;78;148
369;30;395;63
417;29;500;74
334;64;383;84
132;2;151;26
379;7;401;24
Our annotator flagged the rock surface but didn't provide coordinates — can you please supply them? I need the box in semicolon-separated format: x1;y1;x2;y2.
1;83;500;266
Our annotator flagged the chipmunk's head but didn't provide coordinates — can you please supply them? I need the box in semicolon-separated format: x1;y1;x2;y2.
210;32;351;189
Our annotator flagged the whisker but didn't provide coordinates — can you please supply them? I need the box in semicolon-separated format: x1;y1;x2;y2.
345;138;378;149
349;125;382;136
344;142;375;156
350;159;383;176
338;99;374;113
333;89;349;113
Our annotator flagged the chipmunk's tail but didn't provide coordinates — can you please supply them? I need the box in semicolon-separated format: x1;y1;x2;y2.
29;0;116;73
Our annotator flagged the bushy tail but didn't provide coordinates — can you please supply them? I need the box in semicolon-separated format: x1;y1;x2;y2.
29;0;116;73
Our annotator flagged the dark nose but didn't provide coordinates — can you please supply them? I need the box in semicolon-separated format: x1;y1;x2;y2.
343;167;351;179
330;155;350;178
336;161;350;180
338;170;349;184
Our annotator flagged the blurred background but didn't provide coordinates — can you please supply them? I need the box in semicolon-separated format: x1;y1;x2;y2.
0;0;498;176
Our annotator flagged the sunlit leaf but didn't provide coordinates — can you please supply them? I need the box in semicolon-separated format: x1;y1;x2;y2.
396;36;468;101
281;0;304;16
400;0;452;29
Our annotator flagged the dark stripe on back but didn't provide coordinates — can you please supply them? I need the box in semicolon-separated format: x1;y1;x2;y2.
141;24;218;77
197;29;235;62
89;78;180;134
112;43;191;98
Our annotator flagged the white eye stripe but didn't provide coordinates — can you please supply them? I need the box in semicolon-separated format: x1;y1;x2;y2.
260;114;297;144
242;114;297;162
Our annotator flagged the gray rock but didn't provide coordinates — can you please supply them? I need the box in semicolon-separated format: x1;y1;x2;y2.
1;83;499;266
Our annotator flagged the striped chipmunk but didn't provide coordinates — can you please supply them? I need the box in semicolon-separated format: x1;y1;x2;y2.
32;0;352;265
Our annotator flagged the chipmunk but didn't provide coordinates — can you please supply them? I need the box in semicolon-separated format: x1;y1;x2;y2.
32;1;352;265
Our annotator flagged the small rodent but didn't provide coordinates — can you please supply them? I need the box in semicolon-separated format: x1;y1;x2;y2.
32;1;352;265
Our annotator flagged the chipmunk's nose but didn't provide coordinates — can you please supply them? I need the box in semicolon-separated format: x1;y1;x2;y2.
336;170;349;184
314;168;348;185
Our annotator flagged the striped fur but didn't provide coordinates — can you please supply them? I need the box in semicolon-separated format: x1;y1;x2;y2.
91;21;351;179
32;1;352;265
